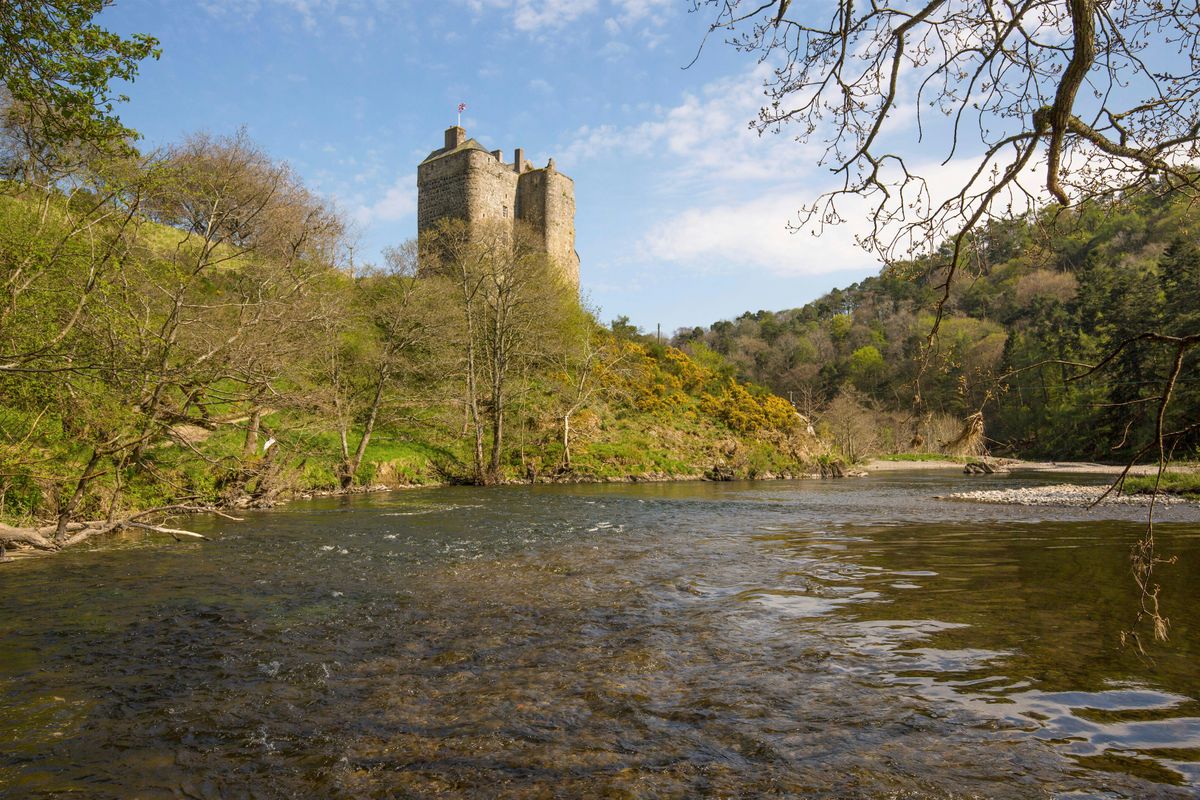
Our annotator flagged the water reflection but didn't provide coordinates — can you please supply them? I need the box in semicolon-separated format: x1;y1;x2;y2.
0;473;1197;798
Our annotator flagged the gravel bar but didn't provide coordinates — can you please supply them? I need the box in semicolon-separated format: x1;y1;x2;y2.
943;484;1188;507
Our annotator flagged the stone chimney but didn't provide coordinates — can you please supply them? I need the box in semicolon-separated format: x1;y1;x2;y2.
444;126;466;150
514;147;525;173
491;149;503;161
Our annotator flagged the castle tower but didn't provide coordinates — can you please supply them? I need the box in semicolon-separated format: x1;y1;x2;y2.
417;126;580;288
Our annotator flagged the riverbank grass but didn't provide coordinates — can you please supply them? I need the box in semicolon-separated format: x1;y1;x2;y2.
877;453;969;463
1124;471;1200;498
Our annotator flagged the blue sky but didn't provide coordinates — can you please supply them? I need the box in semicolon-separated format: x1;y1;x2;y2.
100;0;886;332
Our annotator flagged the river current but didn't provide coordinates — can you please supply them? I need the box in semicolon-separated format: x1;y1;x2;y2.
1;471;1198;798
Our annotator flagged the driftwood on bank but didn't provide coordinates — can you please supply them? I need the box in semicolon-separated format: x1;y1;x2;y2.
0;504;241;561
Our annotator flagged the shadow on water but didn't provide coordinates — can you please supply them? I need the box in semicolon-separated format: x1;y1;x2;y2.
0;472;1198;798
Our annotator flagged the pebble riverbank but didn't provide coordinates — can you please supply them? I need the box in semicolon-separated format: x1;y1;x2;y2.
944;484;1188;507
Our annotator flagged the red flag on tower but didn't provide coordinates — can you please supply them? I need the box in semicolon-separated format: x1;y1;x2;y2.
457;103;466;127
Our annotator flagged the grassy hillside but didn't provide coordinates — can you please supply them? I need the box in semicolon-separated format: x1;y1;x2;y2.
0;179;826;538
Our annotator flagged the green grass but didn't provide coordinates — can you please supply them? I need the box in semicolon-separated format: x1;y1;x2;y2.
878;452;967;462
1123;471;1200;497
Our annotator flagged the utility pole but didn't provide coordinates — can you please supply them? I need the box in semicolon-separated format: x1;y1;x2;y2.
657;323;661;344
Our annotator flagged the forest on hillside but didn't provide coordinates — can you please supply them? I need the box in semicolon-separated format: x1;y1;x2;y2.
0;106;820;552
675;190;1200;463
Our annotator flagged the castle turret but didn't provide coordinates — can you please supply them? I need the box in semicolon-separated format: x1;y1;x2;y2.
416;126;579;289
514;160;579;287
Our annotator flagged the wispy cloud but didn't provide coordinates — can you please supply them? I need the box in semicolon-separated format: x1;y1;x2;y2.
635;154;1044;277
349;174;417;229
638;192;876;277
562;62;1012;278
464;0;597;32
611;0;671;27
462;0;669;33
199;0;385;34
559;64;822;185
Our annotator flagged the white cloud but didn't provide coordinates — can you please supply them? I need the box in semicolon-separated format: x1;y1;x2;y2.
462;0;668;33
559;61;1049;278
560;64;822;185
639;192;877;277
465;0;598;31
350;174;417;227
637;155;1050;278
514;0;599;31
612;0;670;26
200;0;384;34
598;40;631;61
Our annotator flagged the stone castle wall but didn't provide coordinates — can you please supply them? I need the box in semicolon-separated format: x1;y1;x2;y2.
514;166;578;285
417;127;579;289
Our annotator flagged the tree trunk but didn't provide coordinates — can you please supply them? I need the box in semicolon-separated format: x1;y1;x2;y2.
459;284;486;485
466;354;485;484
488;383;504;484
340;371;387;489
561;412;572;469
250;444;278;503
55;450;104;541
243;405;263;458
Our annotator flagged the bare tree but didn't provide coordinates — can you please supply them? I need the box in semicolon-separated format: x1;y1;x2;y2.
551;311;633;471
820;389;881;463
422;219;575;484
327;243;450;489
126;129;344;461
696;0;1199;304
0;129;347;551
420;218;493;483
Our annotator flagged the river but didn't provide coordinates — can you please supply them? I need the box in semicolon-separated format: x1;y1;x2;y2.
1;471;1198;798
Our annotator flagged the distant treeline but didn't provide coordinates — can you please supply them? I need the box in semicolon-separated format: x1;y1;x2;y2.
675;190;1200;462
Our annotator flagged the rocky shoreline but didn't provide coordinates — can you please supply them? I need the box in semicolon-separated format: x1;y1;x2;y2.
942;484;1191;507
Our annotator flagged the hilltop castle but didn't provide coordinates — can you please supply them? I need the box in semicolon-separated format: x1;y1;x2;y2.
417;126;579;288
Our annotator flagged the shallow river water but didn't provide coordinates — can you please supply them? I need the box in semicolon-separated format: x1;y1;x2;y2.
1;471;1199;799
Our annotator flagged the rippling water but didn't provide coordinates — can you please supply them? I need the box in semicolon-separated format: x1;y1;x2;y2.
1;471;1198;798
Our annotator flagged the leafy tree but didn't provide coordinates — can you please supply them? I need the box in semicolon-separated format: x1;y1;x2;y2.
609;315;642;340
848;345;885;392
0;1;159;155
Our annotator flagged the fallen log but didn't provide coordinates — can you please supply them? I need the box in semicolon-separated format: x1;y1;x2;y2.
123;521;210;541
1;504;226;561
0;524;57;551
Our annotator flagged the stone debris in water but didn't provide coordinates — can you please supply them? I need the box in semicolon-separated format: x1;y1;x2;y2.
946;484;1181;507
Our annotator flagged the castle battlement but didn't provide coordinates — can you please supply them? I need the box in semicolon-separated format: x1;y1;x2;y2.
417;126;580;288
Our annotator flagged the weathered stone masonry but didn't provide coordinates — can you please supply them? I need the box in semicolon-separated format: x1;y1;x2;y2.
417;126;580;288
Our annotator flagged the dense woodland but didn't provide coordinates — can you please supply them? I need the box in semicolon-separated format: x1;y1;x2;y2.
675;190;1200;463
